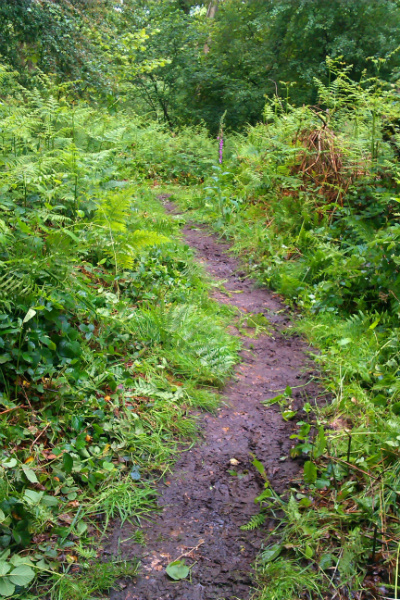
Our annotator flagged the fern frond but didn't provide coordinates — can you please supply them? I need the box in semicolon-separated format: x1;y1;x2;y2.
0;270;38;305
130;230;169;249
240;512;266;531
125;304;238;382
95;191;131;233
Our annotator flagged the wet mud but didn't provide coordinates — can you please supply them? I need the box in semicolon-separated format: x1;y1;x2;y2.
107;210;320;600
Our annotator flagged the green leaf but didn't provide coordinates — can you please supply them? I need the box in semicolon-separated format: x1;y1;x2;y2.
313;426;326;458
303;461;317;484
261;544;282;563
0;354;11;365
251;457;267;480
315;478;330;489
166;560;190;581
9;565;35;587
0;511;5;524
63;229;81;243
369;318;380;330
23;489;44;505
0;579;14;598
304;545;314;559
76;521;87;535
9;555;34;567
71;416;84;432
282;409;297;421
40;336;57;351
391;401;400;415
42;495;58;508
22;466;38;484
102;461;115;471
288;495;301;521
62;453;73;475
298;497;312;508
16;218;33;236
0;563;10;576
261;393;284;405
22;309;36;325
1;459;17;469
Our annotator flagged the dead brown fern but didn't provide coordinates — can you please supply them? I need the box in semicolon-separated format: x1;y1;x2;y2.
293;126;354;206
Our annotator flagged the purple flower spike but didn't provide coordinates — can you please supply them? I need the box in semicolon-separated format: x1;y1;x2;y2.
218;135;223;164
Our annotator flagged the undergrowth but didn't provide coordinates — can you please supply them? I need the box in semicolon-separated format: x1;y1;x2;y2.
173;59;400;599
0;66;238;598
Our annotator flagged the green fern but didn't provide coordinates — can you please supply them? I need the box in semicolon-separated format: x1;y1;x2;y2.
93;191;169;271
126;304;238;383
240;512;266;531
0;270;38;307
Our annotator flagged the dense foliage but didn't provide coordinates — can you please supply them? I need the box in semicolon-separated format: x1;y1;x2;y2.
2;1;400;598
0;69;237;598
131;0;400;130
2;1;400;130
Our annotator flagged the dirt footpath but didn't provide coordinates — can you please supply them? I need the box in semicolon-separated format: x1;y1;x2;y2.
107;218;319;600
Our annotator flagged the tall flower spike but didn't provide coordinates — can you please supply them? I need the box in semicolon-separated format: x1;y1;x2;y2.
218;135;223;164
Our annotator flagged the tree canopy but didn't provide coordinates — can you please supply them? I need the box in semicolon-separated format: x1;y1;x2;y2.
1;0;400;130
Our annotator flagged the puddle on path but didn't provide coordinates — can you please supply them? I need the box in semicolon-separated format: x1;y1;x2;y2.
106;212;319;600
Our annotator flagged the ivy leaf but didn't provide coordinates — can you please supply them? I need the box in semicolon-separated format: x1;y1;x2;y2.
166;560;190;581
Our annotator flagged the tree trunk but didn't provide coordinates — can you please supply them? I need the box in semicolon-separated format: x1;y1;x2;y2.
204;0;219;53
206;0;219;19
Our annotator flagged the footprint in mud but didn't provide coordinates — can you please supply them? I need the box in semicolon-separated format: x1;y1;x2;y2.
105;215;319;600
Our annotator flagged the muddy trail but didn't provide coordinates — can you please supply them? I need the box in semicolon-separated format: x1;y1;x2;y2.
107;211;320;600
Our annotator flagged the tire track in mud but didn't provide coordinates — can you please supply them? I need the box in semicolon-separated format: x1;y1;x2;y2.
107;213;320;600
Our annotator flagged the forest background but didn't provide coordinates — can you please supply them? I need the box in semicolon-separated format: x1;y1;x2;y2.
1;1;400;599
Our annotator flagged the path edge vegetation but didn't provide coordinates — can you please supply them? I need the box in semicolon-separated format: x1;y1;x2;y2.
171;57;400;600
0;67;241;599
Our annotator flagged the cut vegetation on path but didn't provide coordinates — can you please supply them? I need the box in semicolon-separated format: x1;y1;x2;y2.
107;202;321;600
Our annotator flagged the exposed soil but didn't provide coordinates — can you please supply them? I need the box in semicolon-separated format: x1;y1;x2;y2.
106;208;320;600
